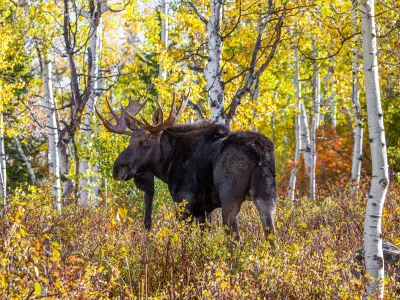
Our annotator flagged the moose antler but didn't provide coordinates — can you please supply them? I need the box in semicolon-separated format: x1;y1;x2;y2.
126;90;191;134
95;96;147;135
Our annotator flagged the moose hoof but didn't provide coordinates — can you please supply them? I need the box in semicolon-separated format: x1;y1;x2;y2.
144;221;152;230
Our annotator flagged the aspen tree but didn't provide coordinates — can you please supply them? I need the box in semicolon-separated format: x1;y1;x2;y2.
159;0;168;80
329;57;337;129
204;0;225;124
78;0;109;206
288;48;302;200
187;1;285;125
351;0;363;196
299;100;311;175
0;113;6;210
310;35;320;201
41;54;62;210
361;0;389;297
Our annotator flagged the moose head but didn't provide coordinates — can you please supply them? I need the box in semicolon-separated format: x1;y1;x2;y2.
95;92;190;182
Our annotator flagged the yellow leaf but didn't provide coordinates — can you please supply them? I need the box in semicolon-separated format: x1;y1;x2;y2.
33;239;41;251
34;282;41;296
118;207;128;219
19;227;27;237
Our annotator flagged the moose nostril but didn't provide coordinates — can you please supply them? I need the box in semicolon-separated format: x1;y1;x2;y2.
113;166;127;180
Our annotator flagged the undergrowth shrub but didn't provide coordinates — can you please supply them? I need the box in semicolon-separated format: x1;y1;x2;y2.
0;182;399;299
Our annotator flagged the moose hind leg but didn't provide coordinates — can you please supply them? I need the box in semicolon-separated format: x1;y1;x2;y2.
249;168;276;242
221;202;241;241
217;181;246;241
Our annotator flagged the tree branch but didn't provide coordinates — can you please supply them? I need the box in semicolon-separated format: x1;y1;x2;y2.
226;4;287;123
188;1;208;26
187;101;205;119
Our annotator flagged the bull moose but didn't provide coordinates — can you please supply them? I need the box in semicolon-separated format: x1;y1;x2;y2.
96;93;276;241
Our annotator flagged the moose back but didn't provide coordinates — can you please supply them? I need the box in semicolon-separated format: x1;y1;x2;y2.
96;95;276;240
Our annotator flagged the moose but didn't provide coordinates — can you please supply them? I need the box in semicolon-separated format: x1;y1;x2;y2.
96;93;276;241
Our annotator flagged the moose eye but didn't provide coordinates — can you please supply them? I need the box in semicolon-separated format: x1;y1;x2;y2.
141;140;149;146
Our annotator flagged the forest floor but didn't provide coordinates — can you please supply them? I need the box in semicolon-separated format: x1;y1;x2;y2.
1;182;399;299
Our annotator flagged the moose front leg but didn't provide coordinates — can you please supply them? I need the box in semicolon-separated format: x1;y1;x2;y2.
134;172;155;230
144;189;154;230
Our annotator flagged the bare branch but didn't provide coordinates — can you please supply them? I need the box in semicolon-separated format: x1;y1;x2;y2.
187;101;205;119
226;4;287;122
188;1;208;26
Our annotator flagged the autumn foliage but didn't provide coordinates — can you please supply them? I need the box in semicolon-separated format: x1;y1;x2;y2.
1;0;400;298
1;182;399;299
279;127;371;198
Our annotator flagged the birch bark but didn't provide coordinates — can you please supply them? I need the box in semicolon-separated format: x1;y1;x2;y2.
59;144;73;198
309;36;319;200
351;0;363;196
300;100;311;175
41;54;62;210
329;57;337;129
361;0;389;298
288;48;302;200
159;0;168;80
204;0;225;124
78;0;108;206
0;113;6;210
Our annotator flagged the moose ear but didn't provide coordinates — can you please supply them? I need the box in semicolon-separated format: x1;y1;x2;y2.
152;108;163;125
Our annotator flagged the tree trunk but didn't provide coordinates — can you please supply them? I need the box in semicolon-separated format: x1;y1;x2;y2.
329;57;337;129
251;77;259;131
13;136;36;185
78;1;107;206
351;0;363;196
41;54;62;210
288;48;302;200
0;113;6;211
300;100;311;175
309;36;319;200
204;0;225;124
159;0;168;80
361;0;389;298
310;115;317;201
59;141;74;198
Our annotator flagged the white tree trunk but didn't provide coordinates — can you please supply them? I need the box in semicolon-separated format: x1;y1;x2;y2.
310;36;319;201
315;73;321;129
288;48;302;200
59;143;73;198
300;101;311;175
159;0;168;80
13;136;37;184
361;0;389;298
41;54;62;210
311;36;321;129
78;2;107;206
0;113;6;210
351;0;363;195
309;74;320;201
204;0;225;124
329;57;337;129
310;115;317;201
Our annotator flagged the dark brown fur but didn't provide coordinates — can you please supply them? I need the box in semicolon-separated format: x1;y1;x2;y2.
113;121;276;240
